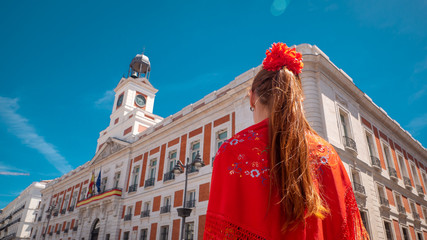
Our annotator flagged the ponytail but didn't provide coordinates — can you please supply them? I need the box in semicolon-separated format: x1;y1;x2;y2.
252;67;328;231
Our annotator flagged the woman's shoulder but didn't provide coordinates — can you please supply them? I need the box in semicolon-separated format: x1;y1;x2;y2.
306;132;341;173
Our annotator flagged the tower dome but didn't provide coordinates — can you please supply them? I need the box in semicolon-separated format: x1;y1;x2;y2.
128;54;151;79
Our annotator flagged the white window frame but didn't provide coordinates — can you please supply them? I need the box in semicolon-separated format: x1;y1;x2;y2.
400;225;412;240
147;157;158;181
337;107;354;141
381;141;394;171
376;183;387;202
166;149;178;173
132;165;141;186
113;172;121;189
409;161;421;185
189;140;201;164
383;220;395;240
364;129;378;158
397;152;409;178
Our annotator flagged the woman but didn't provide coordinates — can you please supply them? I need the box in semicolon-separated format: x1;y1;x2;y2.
204;43;370;239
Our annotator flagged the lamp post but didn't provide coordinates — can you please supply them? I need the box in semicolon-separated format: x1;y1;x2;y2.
42;204;56;240
173;153;205;240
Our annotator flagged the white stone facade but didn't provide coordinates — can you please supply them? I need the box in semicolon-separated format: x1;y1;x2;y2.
0;181;48;240
29;44;427;240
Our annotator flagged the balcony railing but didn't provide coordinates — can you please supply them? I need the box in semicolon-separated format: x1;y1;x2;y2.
398;205;406;214
416;185;424;196
353;182;366;196
53;211;59;217
343;136;357;153
73;226;78;231
124;214;132;221
37;216;42;222
371;156;381;170
128;184;138;193
379;197;390;208
163;171;175;182
60;209;66;215
187;165;199;174
49;232;53;236
389;168;398;181
141;210;150;218
64;228;69;233
186;199;196;208
145;178;155;188
68;206;74;212
56;230;60;234
160;205;171;214
413;212;420;220
403;176;412;188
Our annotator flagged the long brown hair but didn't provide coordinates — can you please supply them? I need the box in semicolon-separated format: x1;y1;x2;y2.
251;67;328;231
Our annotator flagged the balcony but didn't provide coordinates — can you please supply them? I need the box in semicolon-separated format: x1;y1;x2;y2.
187;165;199;174
73;226;78;231
60;209;66;215
389;168;398;181
163;171;175;182
68;206;74;212
353;182;366;197
343;136;357;155
145;178;155;188
160;205;171;214
371;156;382;171
379;197;390;211
398;205;406;217
186;199;196;208
124;214;132;221
416;185;424;197
403;177;412;189
64;228;69;233
128;184;138;193
52;211;59;217
413;212;421;223
49;232;53;236
37;216;42;222
141;210;150;218
56;230;60;234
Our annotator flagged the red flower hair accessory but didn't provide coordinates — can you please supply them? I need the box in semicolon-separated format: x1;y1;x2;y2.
262;42;303;75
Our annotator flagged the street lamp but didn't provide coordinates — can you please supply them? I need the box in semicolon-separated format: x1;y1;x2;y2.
42;204;56;240
173;153;205;240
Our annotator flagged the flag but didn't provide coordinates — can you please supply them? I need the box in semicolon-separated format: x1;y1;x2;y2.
87;171;95;197
96;168;101;193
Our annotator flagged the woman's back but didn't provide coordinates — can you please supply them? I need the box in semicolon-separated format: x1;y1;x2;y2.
204;119;369;239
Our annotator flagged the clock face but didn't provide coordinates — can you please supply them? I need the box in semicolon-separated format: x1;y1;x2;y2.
116;94;124;107
135;94;146;107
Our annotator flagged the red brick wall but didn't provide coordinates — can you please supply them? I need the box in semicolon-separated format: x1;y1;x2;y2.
150;146;160;155
214;115;230;127
123;126;132;136
402;196;410;213
168;137;180;147
174;190;183;207
180;135;187;164
189;127;203;138
157;144;166;181
139;152;148;187
134;201;142;216
198;215;206;240
203;123;212;165
373;126;386;169
199;183;210;202
393;220;402;240
386;187;395;206
150;223;157;240
153;196;161;212
172;219;181;240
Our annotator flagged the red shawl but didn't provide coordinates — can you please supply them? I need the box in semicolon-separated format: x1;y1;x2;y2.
204;119;370;239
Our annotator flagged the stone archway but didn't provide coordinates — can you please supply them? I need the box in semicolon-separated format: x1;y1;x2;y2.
90;218;100;240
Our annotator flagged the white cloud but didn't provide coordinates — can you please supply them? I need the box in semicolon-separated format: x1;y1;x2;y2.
0;171;29;176
95;90;115;109
0;162;29;176
0;96;73;174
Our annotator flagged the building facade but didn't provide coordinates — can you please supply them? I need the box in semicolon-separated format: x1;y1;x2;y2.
30;44;427;240
0;181;48;240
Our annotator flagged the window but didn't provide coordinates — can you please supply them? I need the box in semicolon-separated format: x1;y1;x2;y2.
133;166;140;185
398;155;409;178
216;130;228;151
141;202;150;217
401;226;410;240
160;226;169;240
113;172;121;188
351;169;365;195
71;192;77;208
101;177;108;192
377;184;388;206
186;191;196;208
382;144;393;169
416;232;424;240
394;192;405;213
146;159;157;187
168;151;177;172
359;210;371;238
422;172;427;190
423;207;427;222
80;188;87;200
139;229;148;240
62;195;69;211
339;111;351;138
365;132;376;157
161;197;171;213
184;222;194;240
190;141;200;163
410;163;421;185
123;231;130;240
383;221;394;240
106;234;110;240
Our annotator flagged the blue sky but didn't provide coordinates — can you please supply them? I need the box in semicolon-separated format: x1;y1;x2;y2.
0;0;426;208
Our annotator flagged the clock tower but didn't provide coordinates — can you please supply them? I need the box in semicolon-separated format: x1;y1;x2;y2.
96;53;163;151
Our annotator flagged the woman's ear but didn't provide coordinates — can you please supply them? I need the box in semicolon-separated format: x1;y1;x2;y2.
248;90;256;108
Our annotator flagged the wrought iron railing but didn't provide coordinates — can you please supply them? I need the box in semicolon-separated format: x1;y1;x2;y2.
64;228;69;233
186;199;196;208
343;136;357;152
379;197;389;207
145;178;155;188
141;210;150;218
68;206;74;212
413;212;420;220
37;216;42;222
53;211;59;217
56;230;60;234
73;226;78;231
124;214;132;221
389;168;398;180
371;156;381;169
353;182;366;195
403;177;412;187
416;185;424;195
128;184;138;193
160;205;171;214
60;209;66;214
187;165;199;174
163;171;175;181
